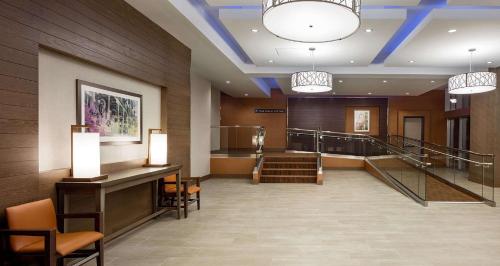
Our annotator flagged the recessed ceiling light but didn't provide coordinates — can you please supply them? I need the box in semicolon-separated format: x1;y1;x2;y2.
225;80;231;84
487;61;493;64
382;80;388;83
251;28;259;33
349;60;355;64
338;80;343;83
268;59;274;63
365;28;373;33
409;60;415;63
332;92;336;95
448;29;457;33
430;80;436;83
405;92;410;95
368;92;372;95
244;93;249;97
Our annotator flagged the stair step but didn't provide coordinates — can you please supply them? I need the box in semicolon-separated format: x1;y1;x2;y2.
264;161;316;164
261;174;317;178
262;168;316;171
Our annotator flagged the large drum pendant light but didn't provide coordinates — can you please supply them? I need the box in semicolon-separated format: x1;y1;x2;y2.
262;0;361;43
291;48;333;93
449;48;497;94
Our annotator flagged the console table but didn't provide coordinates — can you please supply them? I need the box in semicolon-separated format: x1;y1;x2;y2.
56;165;182;242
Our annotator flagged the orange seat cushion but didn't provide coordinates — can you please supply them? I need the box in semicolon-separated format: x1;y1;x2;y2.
164;174;200;194
17;231;104;256
6;199;58;253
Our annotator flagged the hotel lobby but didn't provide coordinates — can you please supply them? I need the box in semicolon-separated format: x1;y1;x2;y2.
1;0;500;265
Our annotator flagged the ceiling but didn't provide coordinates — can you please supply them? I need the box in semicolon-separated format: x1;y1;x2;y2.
126;0;500;97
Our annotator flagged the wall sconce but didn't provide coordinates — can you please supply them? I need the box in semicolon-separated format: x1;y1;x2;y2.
63;125;107;182
144;129;169;167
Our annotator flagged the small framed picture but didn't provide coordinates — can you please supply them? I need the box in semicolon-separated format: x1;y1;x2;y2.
77;80;142;144
354;110;370;132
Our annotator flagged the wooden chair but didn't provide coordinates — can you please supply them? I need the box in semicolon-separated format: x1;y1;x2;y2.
0;198;104;266
162;175;201;218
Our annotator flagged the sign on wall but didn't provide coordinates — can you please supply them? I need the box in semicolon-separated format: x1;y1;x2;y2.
255;108;286;113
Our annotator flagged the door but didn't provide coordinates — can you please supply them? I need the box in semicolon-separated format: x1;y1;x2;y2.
403;117;424;154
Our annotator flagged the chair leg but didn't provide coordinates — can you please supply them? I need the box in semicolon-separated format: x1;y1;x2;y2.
196;191;201;210
183;183;189;218
95;239;104;266
56;258;64;266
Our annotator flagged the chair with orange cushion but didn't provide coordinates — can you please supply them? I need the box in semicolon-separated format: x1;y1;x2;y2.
162;175;201;218
0;198;104;266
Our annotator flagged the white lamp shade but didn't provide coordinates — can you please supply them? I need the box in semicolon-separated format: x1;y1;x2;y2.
291;71;333;93
448;72;497;94
72;132;101;178
263;0;361;43
149;133;168;165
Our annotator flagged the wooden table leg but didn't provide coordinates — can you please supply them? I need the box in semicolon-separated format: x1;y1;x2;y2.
95;188;105;233
176;170;181;219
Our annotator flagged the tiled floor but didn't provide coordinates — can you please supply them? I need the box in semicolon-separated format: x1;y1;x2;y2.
88;170;500;266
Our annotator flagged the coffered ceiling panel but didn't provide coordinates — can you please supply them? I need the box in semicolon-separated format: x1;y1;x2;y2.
220;10;405;67
385;10;500;68
277;75;448;96
448;0;500;6
206;0;420;6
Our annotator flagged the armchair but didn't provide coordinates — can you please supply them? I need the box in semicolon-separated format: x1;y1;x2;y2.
0;198;103;266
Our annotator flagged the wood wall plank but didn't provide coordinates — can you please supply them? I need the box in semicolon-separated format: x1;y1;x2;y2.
0;0;191;218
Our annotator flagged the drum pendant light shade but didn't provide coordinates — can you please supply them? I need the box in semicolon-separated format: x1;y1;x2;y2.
263;0;361;43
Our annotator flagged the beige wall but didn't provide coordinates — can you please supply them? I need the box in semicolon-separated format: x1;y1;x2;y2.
38;48;161;171
190;71;211;177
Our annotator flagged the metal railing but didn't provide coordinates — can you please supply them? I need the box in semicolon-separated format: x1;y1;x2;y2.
286;128;495;205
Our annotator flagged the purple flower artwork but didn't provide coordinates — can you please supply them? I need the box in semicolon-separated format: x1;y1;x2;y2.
77;80;142;144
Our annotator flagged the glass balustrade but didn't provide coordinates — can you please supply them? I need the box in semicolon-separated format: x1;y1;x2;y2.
210;126;266;156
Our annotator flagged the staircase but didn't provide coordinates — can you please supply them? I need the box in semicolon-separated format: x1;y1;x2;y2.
261;156;318;183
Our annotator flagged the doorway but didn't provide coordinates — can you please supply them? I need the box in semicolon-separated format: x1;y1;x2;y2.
403;116;424;154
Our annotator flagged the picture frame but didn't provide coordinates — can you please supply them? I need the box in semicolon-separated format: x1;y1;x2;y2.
354;109;370;132
76;80;143;145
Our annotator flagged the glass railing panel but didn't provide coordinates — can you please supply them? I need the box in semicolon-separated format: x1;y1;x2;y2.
287;129;316;152
211;126;265;155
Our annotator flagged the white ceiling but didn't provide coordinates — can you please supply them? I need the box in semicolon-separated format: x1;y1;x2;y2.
126;0;500;98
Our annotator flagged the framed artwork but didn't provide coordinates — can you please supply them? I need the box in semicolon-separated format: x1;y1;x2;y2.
77;80;142;144
354;110;370;132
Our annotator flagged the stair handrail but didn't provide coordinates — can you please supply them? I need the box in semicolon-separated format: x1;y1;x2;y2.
389;135;494;157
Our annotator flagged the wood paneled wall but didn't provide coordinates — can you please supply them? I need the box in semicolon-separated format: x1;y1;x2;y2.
0;0;191;218
221;89;287;149
288;97;388;137
470;67;500;187
388;90;446;145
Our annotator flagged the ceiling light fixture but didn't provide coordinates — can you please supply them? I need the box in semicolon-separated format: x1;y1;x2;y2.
448;29;457;33
405;92;410;95
449;48;497;94
382;80;388;83
291;48;333;93
409;60;415;63
338;80;343;83
244;93;249;97
487;61;493;64
226;80;231;84
251;28;259;33
368;92;372;95
430;80;436;83
349;60;355;64
268;59;274;63
365;28;373;33
262;0;361;43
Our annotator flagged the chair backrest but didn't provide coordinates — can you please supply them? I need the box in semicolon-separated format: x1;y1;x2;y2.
164;175;177;190
6;198;57;252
